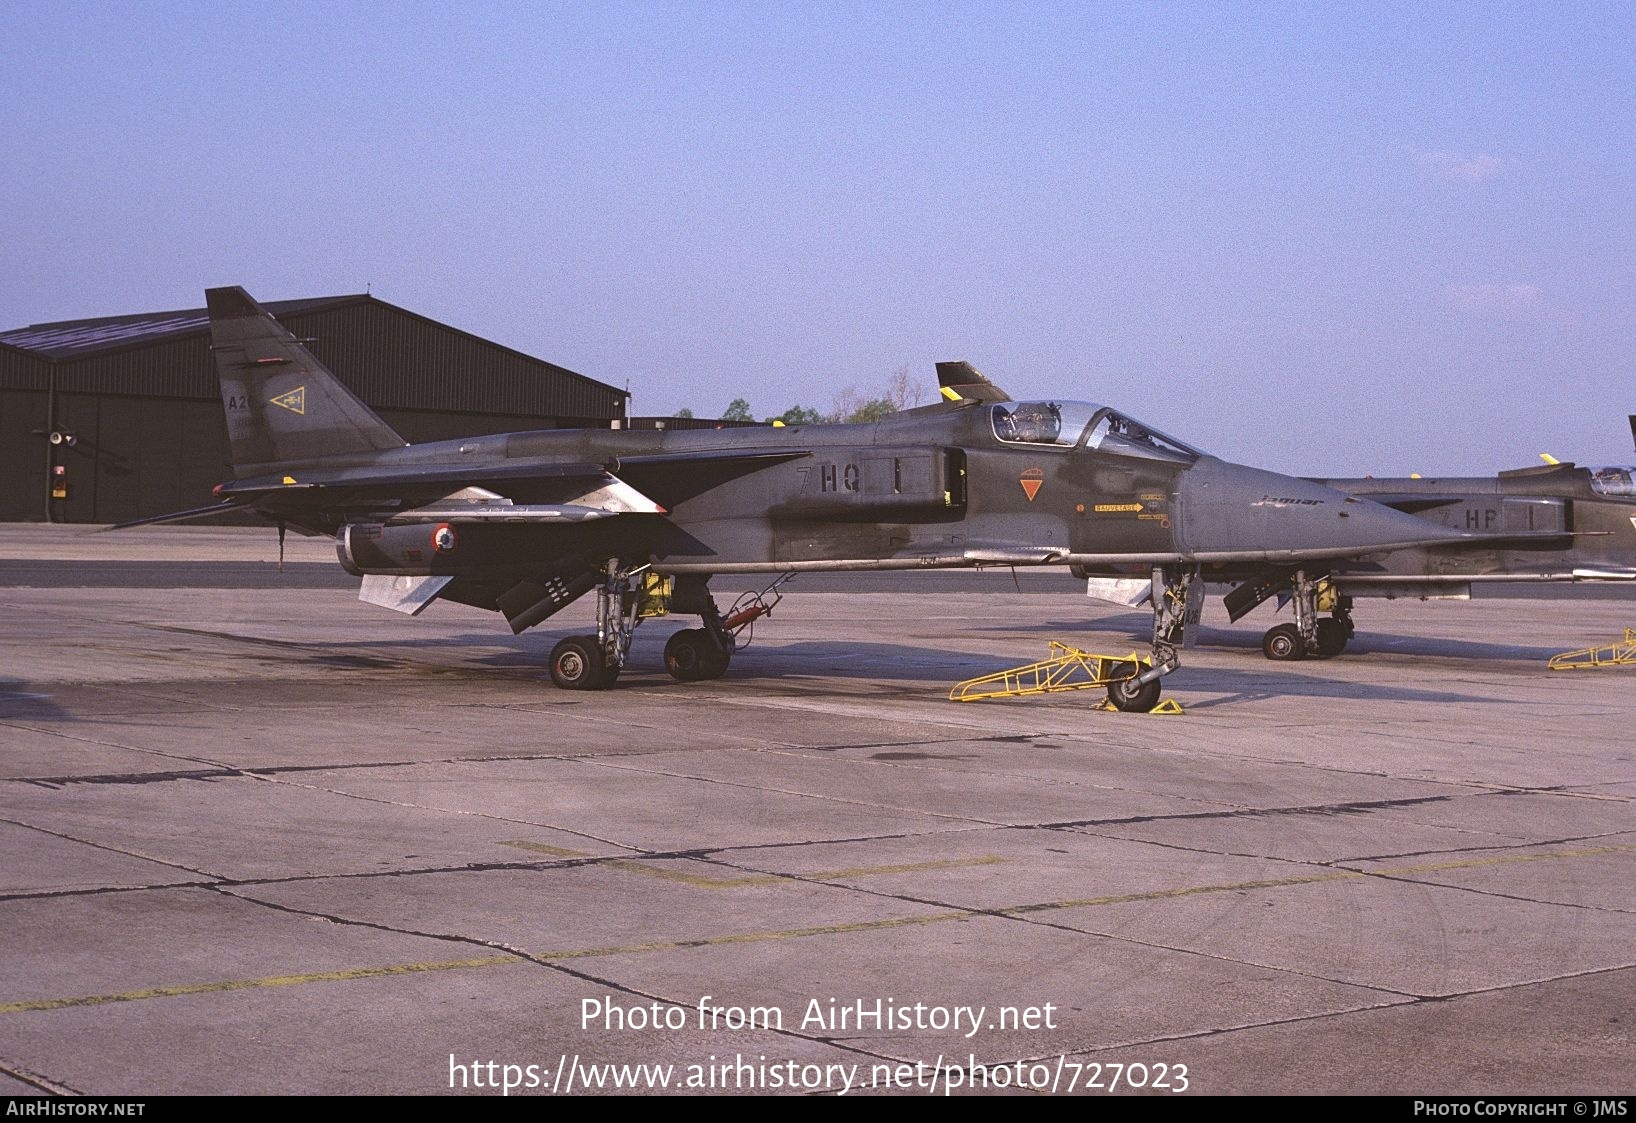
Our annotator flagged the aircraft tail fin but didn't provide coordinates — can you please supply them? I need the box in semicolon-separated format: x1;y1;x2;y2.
206;286;406;473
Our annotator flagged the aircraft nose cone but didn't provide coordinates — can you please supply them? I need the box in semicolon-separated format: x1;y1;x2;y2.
1178;459;1458;560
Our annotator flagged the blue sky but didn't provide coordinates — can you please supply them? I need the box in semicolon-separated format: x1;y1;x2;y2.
3;1;1632;474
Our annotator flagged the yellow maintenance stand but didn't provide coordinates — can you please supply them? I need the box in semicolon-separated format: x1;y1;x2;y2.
1548;629;1636;670
948;641;1183;714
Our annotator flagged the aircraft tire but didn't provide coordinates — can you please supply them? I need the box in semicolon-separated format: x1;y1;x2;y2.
665;629;724;682
1313;619;1349;659
1262;623;1305;661
1106;663;1162;713
696;649;730;679
549;635;609;690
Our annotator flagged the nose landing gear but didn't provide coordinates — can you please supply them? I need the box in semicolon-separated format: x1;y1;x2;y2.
1110;564;1199;711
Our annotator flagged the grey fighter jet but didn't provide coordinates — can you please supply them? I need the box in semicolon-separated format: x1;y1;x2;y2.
1080;414;1636;661
127;287;1486;711
1268;436;1636;661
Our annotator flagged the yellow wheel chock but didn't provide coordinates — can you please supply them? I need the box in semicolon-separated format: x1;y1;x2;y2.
1548;629;1636;670
949;641;1183;713
1092;697;1185;715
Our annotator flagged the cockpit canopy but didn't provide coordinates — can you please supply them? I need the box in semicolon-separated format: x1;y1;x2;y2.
1589;466;1636;497
991;402;1202;464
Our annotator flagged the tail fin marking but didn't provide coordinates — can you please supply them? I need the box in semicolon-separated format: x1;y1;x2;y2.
206;286;406;472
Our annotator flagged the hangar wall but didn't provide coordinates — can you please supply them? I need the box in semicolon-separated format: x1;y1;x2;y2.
0;295;628;524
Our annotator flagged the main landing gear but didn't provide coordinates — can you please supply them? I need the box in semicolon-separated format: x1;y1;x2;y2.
548;564;787;690
1260;573;1354;661
1106;564;1199;713
548;558;646;690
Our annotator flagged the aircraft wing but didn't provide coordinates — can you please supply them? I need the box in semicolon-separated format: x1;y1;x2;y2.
381;474;664;524
613;450;808;508
1351;493;1465;514
106;500;253;530
1572;565;1636;580
1062;531;1496;567
219;449;807;515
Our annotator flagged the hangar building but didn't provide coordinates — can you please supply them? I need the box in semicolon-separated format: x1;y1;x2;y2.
0;294;628;524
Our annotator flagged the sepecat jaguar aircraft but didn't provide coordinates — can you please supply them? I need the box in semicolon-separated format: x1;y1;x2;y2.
123;287;1501;711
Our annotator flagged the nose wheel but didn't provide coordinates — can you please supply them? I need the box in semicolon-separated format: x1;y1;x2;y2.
1100;564;1199;712
1107;661;1163;712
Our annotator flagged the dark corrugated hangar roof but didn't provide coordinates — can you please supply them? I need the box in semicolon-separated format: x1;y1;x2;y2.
0;296;357;361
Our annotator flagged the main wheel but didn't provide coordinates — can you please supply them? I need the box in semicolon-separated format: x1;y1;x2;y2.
664;628;730;682
696;647;730;680
1106;662;1162;713
1313;618;1349;659
549;635;609;690
1262;623;1305;661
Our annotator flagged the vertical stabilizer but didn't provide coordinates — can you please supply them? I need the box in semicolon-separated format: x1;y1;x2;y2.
206;286;406;472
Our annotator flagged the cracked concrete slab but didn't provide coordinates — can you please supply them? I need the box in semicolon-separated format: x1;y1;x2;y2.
1366;790;1636;844
1052;872;1635;997
703;826;1304;914
0;958;871;1095
0;722;201;781
0;1071;45;1094
587;747;1230;824
0;819;196;895
0;886;492;1007
0;773;628;880
1069;967;1636;1095
1347;833;1636;913
770;736;1467;815
291;757;961;851
1075;803;1536;864
580;915;1409;1063
233;860;955;957
1;526;1631;1094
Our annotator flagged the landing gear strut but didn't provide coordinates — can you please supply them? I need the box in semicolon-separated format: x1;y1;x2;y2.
664;628;729;681
662;573;789;683
1261;573;1352;660
1321;593;1356;658
549;557;648;690
546;568;791;689
1109;564;1197;713
664;574;735;682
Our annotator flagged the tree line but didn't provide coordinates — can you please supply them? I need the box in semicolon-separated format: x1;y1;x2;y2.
678;366;925;426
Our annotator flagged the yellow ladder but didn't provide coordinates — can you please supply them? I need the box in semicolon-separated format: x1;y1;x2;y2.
1548;629;1636;670
949;642;1154;701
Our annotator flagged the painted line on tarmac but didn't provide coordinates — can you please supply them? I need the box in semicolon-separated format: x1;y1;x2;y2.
0;955;520;1015
600;855;1009;890
6;843;1627;1016
499;842;1007;889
